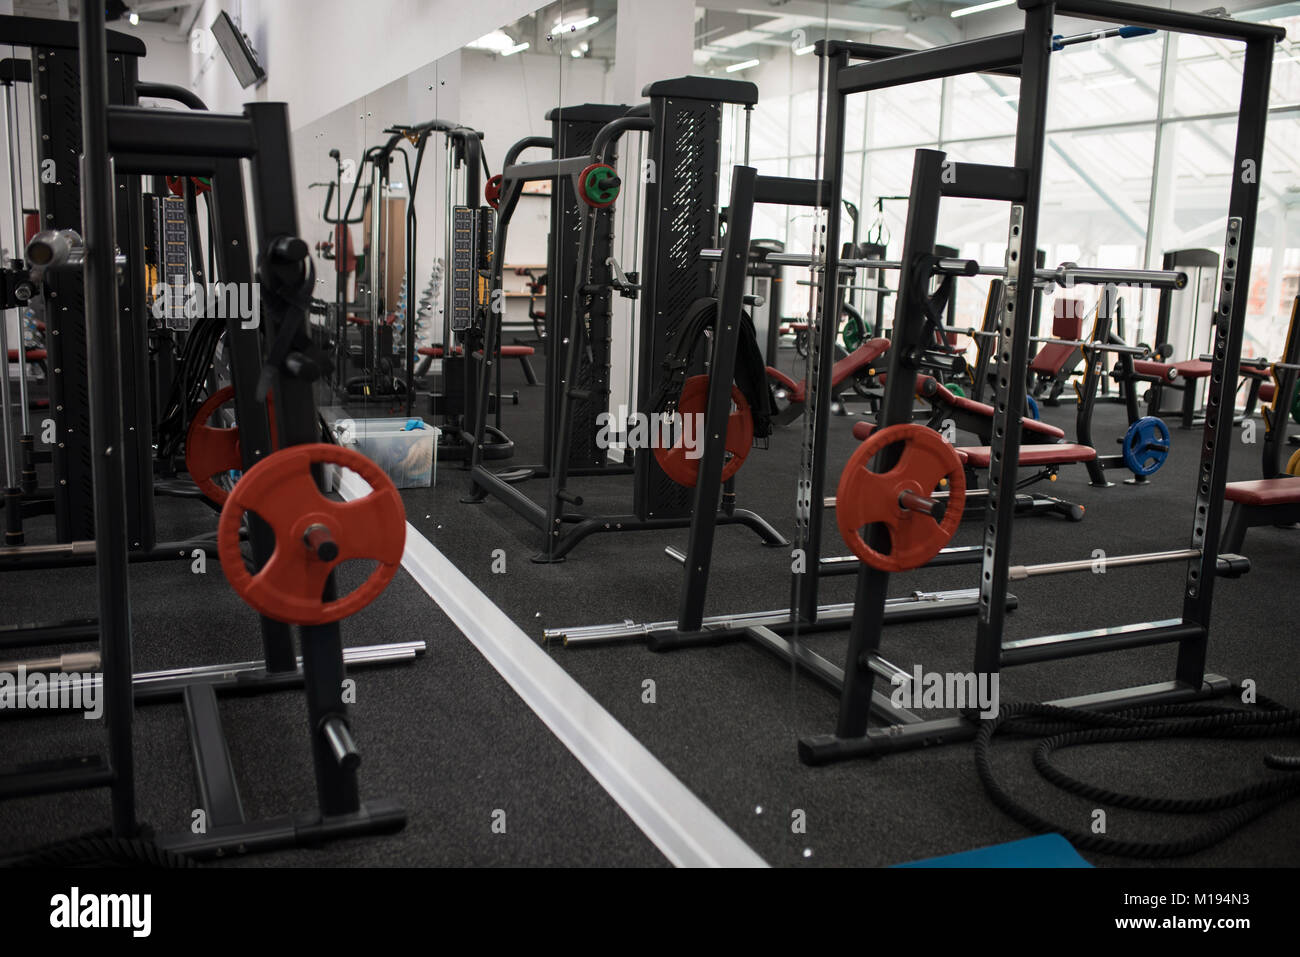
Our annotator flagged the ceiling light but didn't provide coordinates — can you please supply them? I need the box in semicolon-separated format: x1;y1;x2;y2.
502;41;530;56
951;0;1015;18
553;15;600;33
571;49;582;58
793;44;815;55
726;58;760;73
128;12;140;26
468;31;518;53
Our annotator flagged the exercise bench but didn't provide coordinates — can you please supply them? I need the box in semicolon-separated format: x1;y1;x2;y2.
1221;477;1300;552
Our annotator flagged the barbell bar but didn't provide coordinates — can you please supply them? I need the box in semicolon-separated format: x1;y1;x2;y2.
1008;548;1249;581
701;248;1187;289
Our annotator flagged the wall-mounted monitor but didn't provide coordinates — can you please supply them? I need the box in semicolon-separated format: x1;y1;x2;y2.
211;11;265;89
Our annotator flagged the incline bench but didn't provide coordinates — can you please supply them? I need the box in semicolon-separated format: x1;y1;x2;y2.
766;336;890;424
895;373;1067;445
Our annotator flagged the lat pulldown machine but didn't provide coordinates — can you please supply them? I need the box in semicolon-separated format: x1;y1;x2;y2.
467;78;785;564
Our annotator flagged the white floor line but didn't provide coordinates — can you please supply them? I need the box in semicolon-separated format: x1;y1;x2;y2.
339;471;767;868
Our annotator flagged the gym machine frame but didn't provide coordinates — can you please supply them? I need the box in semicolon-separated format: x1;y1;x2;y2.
1;3;414;858
798;0;1275;764
483;102;632;483
552;169;1000;672
0;17;235;570
467;78;786;564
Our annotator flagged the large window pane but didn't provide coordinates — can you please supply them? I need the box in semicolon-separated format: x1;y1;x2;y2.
866;79;942;148
1047;32;1162;128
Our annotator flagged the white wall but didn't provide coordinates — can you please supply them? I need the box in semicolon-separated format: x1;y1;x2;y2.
133;21;193;91
461;48;613;266
189;0;550;126
612;0;694;104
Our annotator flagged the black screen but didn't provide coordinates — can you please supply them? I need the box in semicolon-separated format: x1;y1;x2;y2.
211;11;265;89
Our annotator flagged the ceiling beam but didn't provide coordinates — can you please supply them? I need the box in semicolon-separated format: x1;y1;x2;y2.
128;0;203;14
694;0;914;32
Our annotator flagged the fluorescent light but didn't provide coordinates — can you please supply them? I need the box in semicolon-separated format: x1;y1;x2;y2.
128;11;139;25
951;0;1015;18
570;49;582;58
726;58;760;73
554;15;600;33
468;30;518;53
502;41;530;56
793;44;815;55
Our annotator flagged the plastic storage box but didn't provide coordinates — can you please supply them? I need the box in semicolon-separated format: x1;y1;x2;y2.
324;413;439;489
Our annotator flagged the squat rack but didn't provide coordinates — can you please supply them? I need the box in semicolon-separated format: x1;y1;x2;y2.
799;0;1279;763
552;0;1276;751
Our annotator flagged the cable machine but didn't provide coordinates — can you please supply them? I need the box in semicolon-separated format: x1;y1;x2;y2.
467;77;785;565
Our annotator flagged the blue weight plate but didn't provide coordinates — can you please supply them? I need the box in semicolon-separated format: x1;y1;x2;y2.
1122;415;1170;476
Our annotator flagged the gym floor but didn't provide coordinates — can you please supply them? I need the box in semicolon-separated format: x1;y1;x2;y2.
2;342;1297;867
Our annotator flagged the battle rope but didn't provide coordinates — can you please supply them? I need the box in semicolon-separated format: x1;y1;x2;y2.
1;831;199;868
650;296;777;438
976;697;1300;859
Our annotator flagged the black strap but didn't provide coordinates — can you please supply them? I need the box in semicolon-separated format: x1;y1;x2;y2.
255;254;321;402
650;297;777;438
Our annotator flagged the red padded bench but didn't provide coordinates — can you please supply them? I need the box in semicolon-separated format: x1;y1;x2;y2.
766;337;890;422
888;374;1064;444
7;348;47;363
1221;477;1300;552
957;443;1097;469
846;420;1088;521
416;343;538;385
1131;358;1213;429
1024;305;1086;404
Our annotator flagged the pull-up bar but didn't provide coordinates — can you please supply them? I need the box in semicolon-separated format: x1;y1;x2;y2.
1027;0;1287;44
1052;25;1155;50
952;326;1149;356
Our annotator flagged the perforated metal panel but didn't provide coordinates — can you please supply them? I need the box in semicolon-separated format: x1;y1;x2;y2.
633;96;723;519
34;44;149;546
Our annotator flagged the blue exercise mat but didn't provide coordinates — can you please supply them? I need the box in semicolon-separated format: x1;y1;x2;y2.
895;834;1091;868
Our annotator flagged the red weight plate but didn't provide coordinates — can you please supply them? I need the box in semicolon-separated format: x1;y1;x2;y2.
185;387;278;505
485;174;504;210
836;423;964;573
185;387;241;505
217;443;406;626
654;375;754;488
